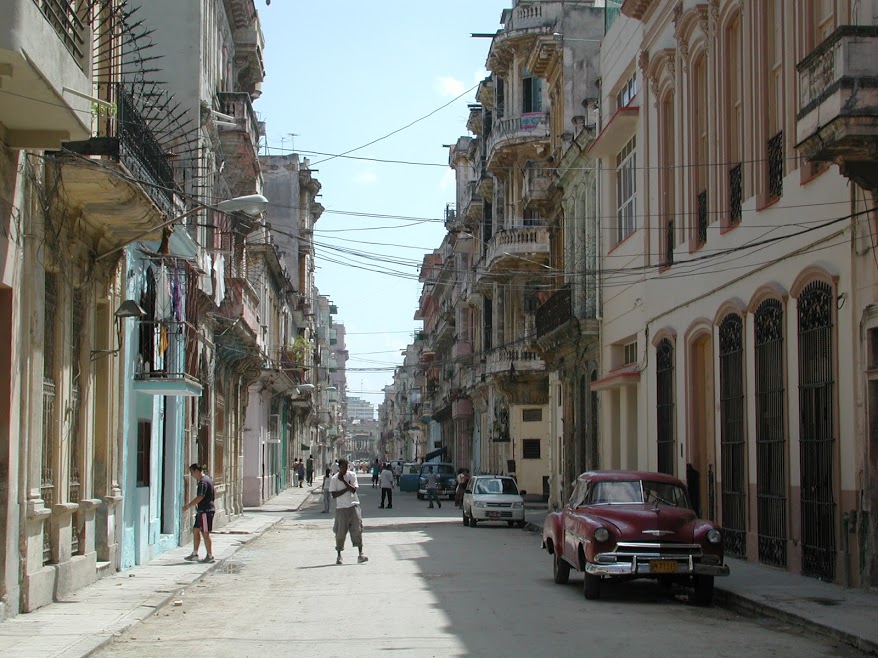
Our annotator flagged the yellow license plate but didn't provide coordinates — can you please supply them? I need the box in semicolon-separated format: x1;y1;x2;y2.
650;560;678;574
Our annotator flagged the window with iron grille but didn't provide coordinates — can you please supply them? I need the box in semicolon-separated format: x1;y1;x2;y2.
767;131;784;200
696;190;708;246
664;219;674;266
42;272;58;508
616;137;636;244
797;281;836;581
522;439;541;459
656;338;675;475
719;314;747;557
729;164;742;224
522;408;542;423
755;298;787;568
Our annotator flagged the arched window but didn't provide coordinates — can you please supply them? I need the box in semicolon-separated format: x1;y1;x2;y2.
754;298;787;567
726;13;744;225
719;313;746;557
693;55;709;247
797;281;836;580
659;91;676;265
656;338;675;475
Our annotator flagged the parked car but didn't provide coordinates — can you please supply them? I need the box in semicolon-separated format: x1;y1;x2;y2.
417;462;456;500
542;470;729;604
398;463;421;492
462;475;526;528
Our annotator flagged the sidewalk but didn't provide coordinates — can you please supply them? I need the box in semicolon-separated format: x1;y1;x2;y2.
522;506;878;656
0;484;319;658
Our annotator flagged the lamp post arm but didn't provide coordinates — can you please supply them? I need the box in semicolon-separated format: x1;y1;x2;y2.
94;205;207;262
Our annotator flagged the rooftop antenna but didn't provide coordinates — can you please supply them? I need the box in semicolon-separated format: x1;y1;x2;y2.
288;133;299;151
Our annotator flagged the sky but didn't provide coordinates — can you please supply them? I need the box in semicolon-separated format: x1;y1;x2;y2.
255;0;509;408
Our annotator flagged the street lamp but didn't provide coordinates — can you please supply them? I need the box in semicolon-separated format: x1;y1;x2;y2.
95;193;270;262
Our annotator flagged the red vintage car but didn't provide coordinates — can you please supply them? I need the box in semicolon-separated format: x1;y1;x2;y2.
542;470;729;604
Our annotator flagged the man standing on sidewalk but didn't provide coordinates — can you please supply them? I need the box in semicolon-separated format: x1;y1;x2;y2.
379;463;394;509
425;465;441;509
306;455;314;485
183;464;215;563
329;458;368;565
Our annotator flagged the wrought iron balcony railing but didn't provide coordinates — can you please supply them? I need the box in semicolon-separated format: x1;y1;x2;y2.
33;0;87;69
696;190;708;246
536;285;572;338
729;163;742;225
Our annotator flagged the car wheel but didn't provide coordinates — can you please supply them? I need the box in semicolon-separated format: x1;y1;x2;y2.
692;575;714;605
516;520;527;529
417;493;424;500
507;520;515;527
469;516;478;527
583;572;601;600
552;551;570;585
462;511;469;527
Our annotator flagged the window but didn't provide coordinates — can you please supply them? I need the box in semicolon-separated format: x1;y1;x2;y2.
616;136;636;244
522;439;541;459
522;408;542;423
656;338;675;475
215;395;225;484
522;69;542;113
623;341;637;365
616;73;638;109
136;420;151;487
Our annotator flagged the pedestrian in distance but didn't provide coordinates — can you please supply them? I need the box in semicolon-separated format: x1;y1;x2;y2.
321;467;332;513
306;455;314;485
331;459;339;475
425;465;441;509
297;459;306;488
183;463;216;563
371;459;380;488
455;468;470;508
329;458;368;565
379;463;394;509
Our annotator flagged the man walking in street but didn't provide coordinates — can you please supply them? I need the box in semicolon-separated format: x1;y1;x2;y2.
425;465;441;509
183;463;216;563
306;455;314;486
378;462;394;509
329;458;368;565
297;459;306;488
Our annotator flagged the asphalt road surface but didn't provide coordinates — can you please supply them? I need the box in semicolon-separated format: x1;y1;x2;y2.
96;474;864;658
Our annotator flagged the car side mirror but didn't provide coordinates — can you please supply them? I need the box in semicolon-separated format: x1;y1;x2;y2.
519;490;527;496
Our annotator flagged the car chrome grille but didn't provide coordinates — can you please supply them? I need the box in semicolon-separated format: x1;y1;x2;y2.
612;542;703;559
486;502;513;508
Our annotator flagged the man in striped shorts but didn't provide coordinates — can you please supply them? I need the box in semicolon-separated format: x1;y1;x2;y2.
183;464;216;563
330;458;368;565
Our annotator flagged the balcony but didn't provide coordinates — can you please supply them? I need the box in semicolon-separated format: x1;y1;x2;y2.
0;0;91;148
228;4;265;97
223;277;260;337
57;85;177;251
487;3;559;73
462;180;483;222
217;92;262;196
523;160;557;210
486;113;550;170
485;348;545;377
485;226;551;275
133;321;202;397
536;285;571;339
796;26;878;190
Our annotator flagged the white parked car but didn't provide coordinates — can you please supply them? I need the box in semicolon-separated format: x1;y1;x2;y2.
462;476;527;528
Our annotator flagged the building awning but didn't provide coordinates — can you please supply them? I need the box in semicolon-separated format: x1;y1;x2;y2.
587;106;639;158
425;446;448;461
590;364;641;391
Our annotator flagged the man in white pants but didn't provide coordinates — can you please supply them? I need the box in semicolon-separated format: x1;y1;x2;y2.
330;458;368;565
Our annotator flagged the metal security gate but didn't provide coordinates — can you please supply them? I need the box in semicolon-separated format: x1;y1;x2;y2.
798;281;836;580
755;299;787;567
656;339;675;475
719;314;746;557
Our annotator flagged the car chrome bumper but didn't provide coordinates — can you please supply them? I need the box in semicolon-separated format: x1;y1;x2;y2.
585;555;730;577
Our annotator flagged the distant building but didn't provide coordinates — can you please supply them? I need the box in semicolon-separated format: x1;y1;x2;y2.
346;397;375;422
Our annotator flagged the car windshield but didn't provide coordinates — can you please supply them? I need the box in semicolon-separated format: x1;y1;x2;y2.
422;465;454;476
475;478;519;495
587;480;690;508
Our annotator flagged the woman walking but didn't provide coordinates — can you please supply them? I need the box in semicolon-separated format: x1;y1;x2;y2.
321;468;332;513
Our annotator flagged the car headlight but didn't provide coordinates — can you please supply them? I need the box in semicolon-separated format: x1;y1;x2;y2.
473;501;487;508
593;527;610;543
511;502;524;509
707;529;723;544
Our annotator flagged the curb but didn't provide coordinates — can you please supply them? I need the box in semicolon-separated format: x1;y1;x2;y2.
714;588;878;657
81;492;315;658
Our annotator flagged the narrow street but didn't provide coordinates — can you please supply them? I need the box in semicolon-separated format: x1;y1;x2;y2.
93;475;861;658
